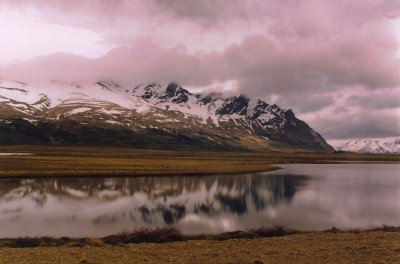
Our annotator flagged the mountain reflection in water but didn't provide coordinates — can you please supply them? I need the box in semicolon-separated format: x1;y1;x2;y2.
2;164;398;237
0;173;309;237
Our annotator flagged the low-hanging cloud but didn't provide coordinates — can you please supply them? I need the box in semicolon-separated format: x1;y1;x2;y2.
153;0;248;26
347;89;400;110
0;0;399;141
313;109;400;139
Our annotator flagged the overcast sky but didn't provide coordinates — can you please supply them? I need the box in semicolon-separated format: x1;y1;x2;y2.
0;0;399;146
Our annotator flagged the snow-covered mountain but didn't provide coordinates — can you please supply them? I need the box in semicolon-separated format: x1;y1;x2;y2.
339;139;400;154
0;79;333;151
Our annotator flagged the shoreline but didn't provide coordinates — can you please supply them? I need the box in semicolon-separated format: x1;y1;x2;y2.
0;166;282;179
0;226;399;247
2;160;400;179
0;227;399;263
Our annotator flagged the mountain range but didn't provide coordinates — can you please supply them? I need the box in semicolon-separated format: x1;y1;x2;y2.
339;139;400;154
0;80;333;152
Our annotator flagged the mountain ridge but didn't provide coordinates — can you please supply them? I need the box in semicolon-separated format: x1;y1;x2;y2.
0;79;334;152
339;139;400;154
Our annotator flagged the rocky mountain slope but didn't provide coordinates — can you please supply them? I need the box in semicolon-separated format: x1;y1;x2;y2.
0;80;333;151
339;139;400;154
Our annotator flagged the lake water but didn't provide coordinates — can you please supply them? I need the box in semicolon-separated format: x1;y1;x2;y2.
0;164;399;237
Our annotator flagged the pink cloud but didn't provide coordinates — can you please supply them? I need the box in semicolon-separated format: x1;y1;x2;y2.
0;0;399;141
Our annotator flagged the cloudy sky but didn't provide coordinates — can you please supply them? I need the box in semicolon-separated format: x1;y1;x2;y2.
0;0;399;146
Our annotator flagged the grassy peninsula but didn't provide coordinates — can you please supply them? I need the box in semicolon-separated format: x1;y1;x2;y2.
0;145;399;178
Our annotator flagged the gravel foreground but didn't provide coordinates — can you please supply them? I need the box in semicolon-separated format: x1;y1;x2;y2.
0;231;399;264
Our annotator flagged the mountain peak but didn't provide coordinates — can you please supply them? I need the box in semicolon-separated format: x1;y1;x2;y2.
216;95;249;116
160;82;191;103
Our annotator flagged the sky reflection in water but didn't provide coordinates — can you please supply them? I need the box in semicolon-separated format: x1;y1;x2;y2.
0;164;399;237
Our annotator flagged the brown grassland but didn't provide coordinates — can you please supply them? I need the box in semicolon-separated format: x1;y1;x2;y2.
0;145;399;178
0;227;399;263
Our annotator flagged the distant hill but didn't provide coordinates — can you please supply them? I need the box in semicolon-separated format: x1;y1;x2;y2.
339;139;400;154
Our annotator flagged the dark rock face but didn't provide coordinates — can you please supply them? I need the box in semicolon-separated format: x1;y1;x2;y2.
283;109;295;120
250;100;269;120
201;95;214;105
216;96;249;116
164;83;181;98
141;84;159;100
163;83;191;104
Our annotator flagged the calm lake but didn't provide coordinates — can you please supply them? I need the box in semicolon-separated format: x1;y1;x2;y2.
0;164;399;237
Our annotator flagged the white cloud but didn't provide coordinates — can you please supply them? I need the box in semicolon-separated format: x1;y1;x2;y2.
0;9;111;64
390;17;400;58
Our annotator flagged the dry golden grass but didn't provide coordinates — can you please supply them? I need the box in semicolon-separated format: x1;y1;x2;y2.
0;145;399;178
0;230;399;263
0;152;278;178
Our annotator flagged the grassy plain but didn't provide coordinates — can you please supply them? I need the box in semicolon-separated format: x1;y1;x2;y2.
0;145;399;178
0;228;399;263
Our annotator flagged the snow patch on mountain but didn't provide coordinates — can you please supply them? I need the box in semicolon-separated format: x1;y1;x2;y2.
68;107;92;115
339;139;400;154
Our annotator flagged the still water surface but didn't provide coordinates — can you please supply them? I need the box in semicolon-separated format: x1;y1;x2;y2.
0;164;399;237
